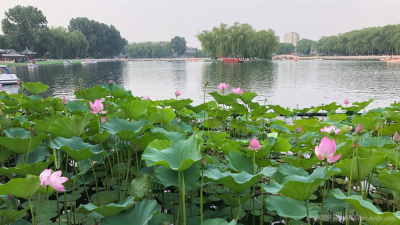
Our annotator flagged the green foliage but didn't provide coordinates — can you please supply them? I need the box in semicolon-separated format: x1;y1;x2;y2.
170;36;187;56
276;43;296;55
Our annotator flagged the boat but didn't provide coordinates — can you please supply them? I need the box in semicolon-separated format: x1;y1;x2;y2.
222;58;243;63
386;58;400;63
89;60;97;64
27;61;39;67
166;59;172;62
0;65;20;84
63;61;73;65
186;58;198;62
315;58;324;61
380;57;390;61
81;60;89;64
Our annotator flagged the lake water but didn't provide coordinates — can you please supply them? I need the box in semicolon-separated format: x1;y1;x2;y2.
5;60;400;109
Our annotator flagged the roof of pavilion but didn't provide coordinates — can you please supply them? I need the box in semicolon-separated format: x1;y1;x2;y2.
20;47;36;55
0;49;4;53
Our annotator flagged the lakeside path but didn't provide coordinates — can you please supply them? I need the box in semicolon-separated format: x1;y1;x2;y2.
298;55;400;60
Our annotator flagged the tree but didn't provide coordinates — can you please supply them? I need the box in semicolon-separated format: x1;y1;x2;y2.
1;5;48;55
0;35;11;49
163;43;173;58
170;36;187;56
296;39;315;55
276;43;295;55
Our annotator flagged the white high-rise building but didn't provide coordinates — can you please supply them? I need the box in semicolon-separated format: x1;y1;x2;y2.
284;32;300;46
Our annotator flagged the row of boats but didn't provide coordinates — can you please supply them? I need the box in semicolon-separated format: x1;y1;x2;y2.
380;57;400;63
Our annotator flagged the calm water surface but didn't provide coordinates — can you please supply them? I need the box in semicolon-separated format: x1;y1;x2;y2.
5;60;400;109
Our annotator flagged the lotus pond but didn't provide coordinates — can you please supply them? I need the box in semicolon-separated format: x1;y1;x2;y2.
1;80;400;225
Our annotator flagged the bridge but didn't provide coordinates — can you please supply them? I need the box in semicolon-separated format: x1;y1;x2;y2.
272;55;298;61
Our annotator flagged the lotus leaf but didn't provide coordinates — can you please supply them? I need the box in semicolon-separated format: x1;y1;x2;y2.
129;174;154;197
0;133;48;154
78;196;135;217
0;175;40;199
226;151;254;174
50;136;105;161
22;82;49;95
102;199;160;225
265;195;318;220
120;100;152;120
335;156;386;181
202;218;237;225
143;135;201;171
155;164;199;193
102;117;149;141
204;167;276;193
75;86;110;102
48;115;91;138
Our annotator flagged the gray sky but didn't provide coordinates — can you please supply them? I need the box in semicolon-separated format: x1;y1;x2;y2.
2;0;400;48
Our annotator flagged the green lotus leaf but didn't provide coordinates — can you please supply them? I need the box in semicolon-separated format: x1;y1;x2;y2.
121;100;152;120
22;82;49;95
74;86;110;102
283;156;320;170
146;139;171;150
0;149;13;163
335;156;386;181
16;145;49;165
218;194;252;208
104;82;132;98
50;136;105;161
48;115;91;138
155;164;199;193
358;137;395;148
381;123;400;136
268;105;291;116
208;92;235;105
262;167;326;201
202;218;237;225
352;116;379;131
272;137;290;153
320;102;340;111
331;189;400;225
204;166;276;193
151;127;186;141
278;164;309;177
269;124;291;133
78;196;136;217
239;92;257;104
33;114;64;133
159;108;176;123
378;170;400;201
129;174;154;198
102;199;160;225
0;206;30;221
165;99;193;111
226;151;254;174
102;117;149;141
143;135;201;171
4;128;30;138
0;175;40;199
22;99;54;113
298;131;317;144
66;100;91;113
329;114;347;121
0;133;48;154
0;156;54;176
265;195;318;220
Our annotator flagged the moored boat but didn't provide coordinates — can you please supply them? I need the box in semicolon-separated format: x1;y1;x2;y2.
222;58;243;63
0;65;20;84
386;58;400;63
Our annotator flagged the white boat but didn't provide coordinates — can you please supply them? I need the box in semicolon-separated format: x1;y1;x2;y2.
89;60;97;64
0;65;20;84
27;63;38;67
315;58;324;61
63;61;73;65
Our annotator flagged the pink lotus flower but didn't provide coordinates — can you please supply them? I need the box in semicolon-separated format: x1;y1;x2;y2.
249;138;261;152
41;98;44;102
344;99;349;104
231;87;243;95
17;80;20;85
0;84;2;90
39;169;68;192
315;137;341;163
141;96;150;100
175;90;181;97
217;83;229;91
109;80;113;84
101;116;106;123
62;96;68;105
89;99;107;114
394;131;400;143
355;123;362;134
298;125;302;132
0;109;2;116
320;125;341;134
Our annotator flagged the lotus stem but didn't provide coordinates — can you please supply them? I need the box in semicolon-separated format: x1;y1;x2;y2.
28;197;35;225
320;160;328;225
305;200;311;225
46;187;49;225
396;143;398;171
181;171;186;225
200;167;204;223
236;194;241;222
346;147;356;225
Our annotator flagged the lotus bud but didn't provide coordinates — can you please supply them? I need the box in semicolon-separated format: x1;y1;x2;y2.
298;125;302;133
11;97;14;103
352;135;361;144
344;99;349;104
0;84;2;91
394;131;400;143
41;98;44;102
45;107;49;114
101;116;106;123
249;138;261;152
297;103;299;109
29;122;36;130
294;137;298;143
17;80;20;85
75;86;78;91
0;109;3;116
79;78;83;84
340;125;349;133
329;129;336;135
62;96;68;105
355;123;362;134
202;157;206;167
349;126;353;131
376;123;383;131
133;144;138;152
204;82;209;87
109;80;113;84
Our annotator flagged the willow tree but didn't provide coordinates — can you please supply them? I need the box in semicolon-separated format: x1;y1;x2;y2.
196;22;279;59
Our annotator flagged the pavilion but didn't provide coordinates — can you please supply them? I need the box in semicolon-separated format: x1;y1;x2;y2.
19;47;37;61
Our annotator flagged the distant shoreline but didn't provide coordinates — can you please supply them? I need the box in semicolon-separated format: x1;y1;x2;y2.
298;55;397;60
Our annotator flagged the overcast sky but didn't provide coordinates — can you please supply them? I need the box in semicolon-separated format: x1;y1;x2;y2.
2;0;400;48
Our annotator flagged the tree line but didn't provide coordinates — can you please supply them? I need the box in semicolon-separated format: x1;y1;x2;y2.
196;22;279;59
313;24;400;56
0;5;126;59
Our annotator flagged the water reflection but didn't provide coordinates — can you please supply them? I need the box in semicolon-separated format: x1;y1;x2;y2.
6;60;400;108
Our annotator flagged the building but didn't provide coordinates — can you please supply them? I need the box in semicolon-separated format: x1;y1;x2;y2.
20;47;37;61
183;47;197;58
1;49;27;61
284;32;300;47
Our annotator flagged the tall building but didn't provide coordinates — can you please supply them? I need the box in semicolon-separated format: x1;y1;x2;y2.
284;32;300;46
